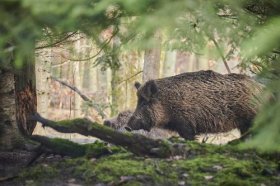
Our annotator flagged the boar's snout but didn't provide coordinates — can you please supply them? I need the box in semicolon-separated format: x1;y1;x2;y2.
127;115;151;132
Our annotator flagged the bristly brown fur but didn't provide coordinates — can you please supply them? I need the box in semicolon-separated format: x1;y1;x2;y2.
104;110;133;130
127;70;263;140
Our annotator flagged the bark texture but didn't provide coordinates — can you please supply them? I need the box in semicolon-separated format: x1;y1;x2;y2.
15;61;37;136
142;34;161;82
0;70;23;150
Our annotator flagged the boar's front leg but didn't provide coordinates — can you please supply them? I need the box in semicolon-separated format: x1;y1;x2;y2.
168;121;195;140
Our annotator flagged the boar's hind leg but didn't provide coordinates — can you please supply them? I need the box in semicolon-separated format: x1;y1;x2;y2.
238;118;253;136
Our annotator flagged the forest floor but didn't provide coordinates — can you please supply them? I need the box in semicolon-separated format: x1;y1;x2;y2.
2;138;280;186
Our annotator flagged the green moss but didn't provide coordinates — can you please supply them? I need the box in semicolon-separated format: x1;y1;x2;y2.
175;153;279;186
85;140;126;158
19;164;59;181
16;141;280;185
57;118;91;127
45;139;125;158
49;138;86;157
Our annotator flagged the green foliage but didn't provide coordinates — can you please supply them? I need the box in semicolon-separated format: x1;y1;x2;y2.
0;0;280;152
242;17;280;59
240;9;280;152
0;0;119;69
85;140;126;158
240;62;280;152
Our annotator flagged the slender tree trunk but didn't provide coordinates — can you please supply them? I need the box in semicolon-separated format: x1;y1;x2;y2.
110;38;122;116
125;50;142;109
142;35;161;82
72;61;82;117
82;61;90;90
162;50;176;77
111;68;121;116
35;49;51;119
33;49;51;136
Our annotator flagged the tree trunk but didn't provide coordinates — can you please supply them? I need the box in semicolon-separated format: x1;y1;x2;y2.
35;49;51;119
72;61;82;117
142;35;161;82
33;48;52;136
0;35;38;179
124;50;142;109
110;38;122;116
0;70;23;150
14;57;37;136
162;50;176;77
0;39;37;149
111;68;121;116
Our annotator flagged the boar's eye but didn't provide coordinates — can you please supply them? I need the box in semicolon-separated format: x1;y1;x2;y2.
138;96;149;107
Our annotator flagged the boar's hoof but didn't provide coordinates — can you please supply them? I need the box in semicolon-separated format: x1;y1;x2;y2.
125;126;132;131
103;120;111;127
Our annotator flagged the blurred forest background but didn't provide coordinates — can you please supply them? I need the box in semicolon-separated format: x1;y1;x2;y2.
1;0;279;150
35;33;242;121
33;32;242;143
1;1;280;185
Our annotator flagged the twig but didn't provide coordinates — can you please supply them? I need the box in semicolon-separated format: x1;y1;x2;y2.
210;37;231;74
51;61;70;68
61;30;118;62
217;14;238;20
118;71;143;84
36;31;78;50
272;50;280;55
61;45;104;62
0;175;18;182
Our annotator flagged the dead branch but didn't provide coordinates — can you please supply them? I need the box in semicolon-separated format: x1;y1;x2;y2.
209;37;231;74
32;113;191;158
50;76;107;118
118;71;143;85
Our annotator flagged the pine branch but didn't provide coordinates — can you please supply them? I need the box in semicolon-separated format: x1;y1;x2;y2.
35;31;78;50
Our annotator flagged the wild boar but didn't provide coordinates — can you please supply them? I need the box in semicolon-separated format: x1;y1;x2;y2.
104;110;178;139
104;110;132;130
126;70;263;140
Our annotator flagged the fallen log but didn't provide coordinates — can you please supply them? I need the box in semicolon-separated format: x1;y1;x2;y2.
32;113;190;158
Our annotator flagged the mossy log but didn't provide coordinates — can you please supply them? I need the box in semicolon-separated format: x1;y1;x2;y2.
30;135;125;159
32;113;190;158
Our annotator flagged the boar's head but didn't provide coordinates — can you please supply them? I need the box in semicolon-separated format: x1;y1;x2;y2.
126;80;168;132
104;110;133;129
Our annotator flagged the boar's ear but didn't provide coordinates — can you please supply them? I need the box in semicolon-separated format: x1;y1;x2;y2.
134;81;141;90
141;80;158;101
